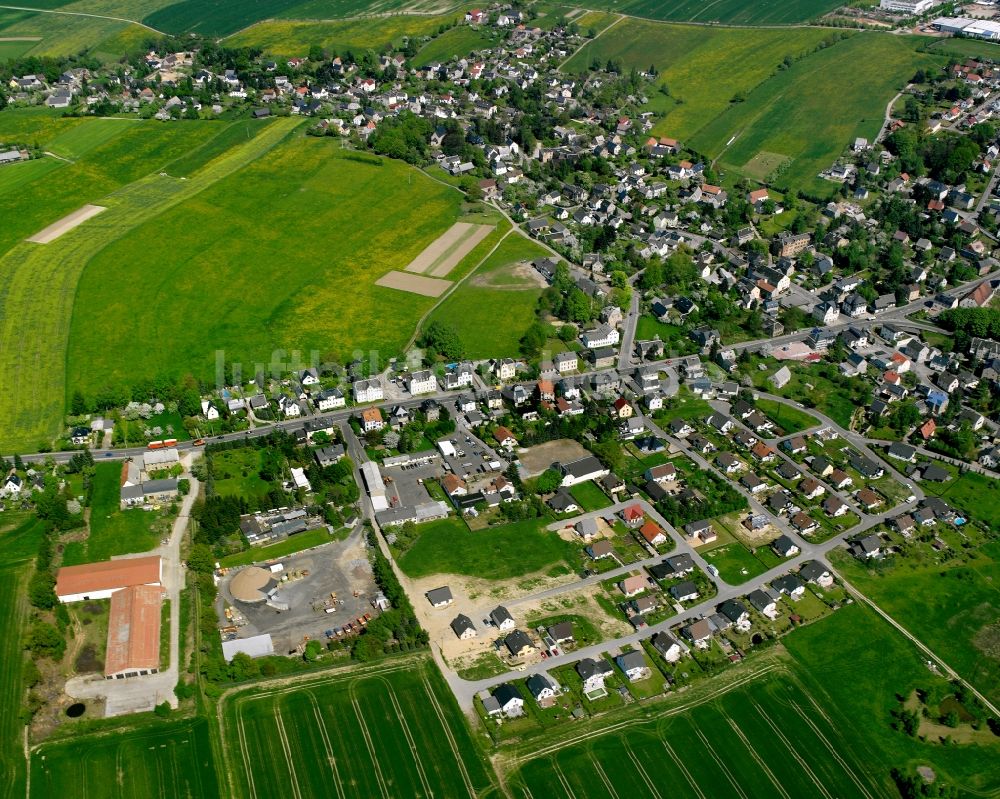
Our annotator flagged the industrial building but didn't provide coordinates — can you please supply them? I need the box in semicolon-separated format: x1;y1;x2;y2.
56;556;162;603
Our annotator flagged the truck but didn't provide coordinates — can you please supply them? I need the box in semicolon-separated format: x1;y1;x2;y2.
147;439;178;450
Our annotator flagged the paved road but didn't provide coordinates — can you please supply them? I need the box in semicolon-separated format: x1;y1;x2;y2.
617;285;641;372
435;398;926;710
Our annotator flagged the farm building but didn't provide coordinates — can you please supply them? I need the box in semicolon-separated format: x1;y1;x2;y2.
105;584;164;679
221;634;275;662
56;556;162;603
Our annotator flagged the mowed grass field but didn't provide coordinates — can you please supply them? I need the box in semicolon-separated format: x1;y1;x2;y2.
0;117;300;452
221;657;496;799
226;13;458;56
66;135;463;405
692;33;945;195
30;717;221;799
426;231;547;359
832;541;1000;707
581;0;844;24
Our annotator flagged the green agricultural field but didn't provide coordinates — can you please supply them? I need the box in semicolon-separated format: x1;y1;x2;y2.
426;231;547;359
0;107;84;149
509;658;887;798
221;657;496;799
693;33;944;195
786;602;1000;794
144;0;446;37
0;565;30;799
162;117;275;177
582;0;845;25
412;25;495;67
61;461;167;565
564;21;834;141
66;134;465;410
30;717;221;799
0;118;294;452
0;38;37;60
397;516;576;579
0;158;63;199
755;398;819;434
45;118;138;159
226;13;458;56
0;12;133;57
832;541;1000;707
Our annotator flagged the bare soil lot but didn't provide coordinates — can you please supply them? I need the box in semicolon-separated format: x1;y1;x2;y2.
518;439;591;477
375;270;453;297
405;220;494;277
27;204;105;244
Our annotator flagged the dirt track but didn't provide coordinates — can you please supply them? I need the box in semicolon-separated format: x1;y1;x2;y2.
27;204;106;244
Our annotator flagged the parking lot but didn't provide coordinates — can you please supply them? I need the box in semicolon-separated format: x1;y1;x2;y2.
217;527;379;654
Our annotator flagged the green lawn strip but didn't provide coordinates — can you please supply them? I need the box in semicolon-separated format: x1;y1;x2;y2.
66;136;462;412
396;515;576;579
569;481;609;513
62;461;167;564
0;565;30;799
218;525;347;568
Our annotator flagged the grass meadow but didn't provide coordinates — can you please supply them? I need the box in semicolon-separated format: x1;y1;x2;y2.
755;398;819;434
61;461;165;565
412;25;495;68
221;657;496;799
396;516;576;579
831;541;1000;708
786;602;1000;794
0;117;299;452
581;0;844;25
427;231;547;359
30;717;221;799
66;135;463;406
226;13;459;56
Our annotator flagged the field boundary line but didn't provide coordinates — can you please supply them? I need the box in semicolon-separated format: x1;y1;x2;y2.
273;707;303;799
234;705;258;799
350;695;390;799
661;739;707;799
591;757;620;799
422;678;479;798
552;761;577;799
691;726;747;799
787;700;875;799
625;745;662;799
307;692;346;799
386;687;434;798
726;717;791;799
751;701;833;799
